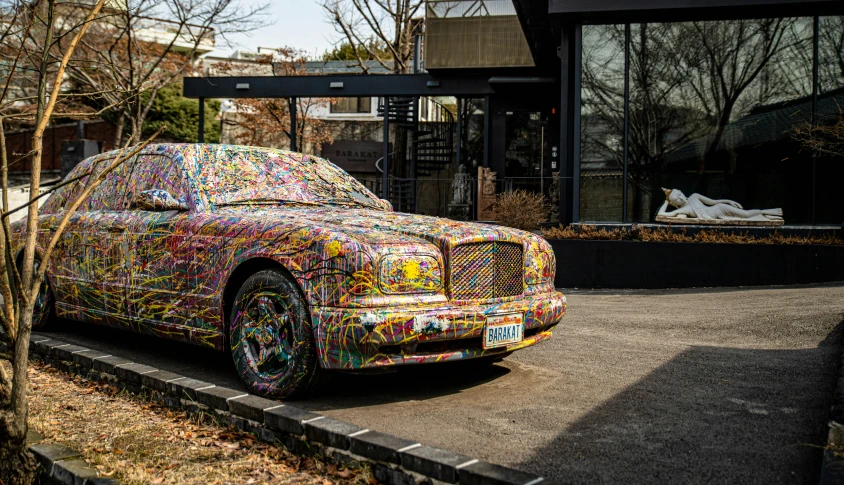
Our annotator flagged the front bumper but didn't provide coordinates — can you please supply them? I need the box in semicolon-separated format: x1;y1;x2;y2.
312;290;566;370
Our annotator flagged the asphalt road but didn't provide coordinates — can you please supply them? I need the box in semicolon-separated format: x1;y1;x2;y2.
39;284;844;484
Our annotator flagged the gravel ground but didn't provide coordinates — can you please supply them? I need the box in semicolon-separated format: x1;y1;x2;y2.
40;284;844;484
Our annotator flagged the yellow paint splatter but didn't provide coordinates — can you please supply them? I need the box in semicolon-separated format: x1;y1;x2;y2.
326;240;342;258
402;260;421;280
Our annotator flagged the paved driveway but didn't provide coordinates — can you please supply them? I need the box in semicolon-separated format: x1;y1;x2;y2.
40;285;844;484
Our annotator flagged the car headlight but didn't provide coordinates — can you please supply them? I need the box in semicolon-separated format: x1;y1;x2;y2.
525;250;554;284
379;254;442;294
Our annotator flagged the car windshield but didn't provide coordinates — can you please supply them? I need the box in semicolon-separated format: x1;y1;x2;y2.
188;146;385;210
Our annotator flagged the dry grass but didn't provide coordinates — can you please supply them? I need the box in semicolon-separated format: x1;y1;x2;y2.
26;362;370;485
493;190;549;230
542;224;844;245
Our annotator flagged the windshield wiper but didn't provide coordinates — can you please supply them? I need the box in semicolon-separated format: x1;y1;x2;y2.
313;196;381;210
215;198;321;208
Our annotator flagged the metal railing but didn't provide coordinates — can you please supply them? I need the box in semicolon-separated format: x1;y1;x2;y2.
363;176;551;219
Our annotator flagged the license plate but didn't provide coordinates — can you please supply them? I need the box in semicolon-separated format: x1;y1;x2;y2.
483;313;524;349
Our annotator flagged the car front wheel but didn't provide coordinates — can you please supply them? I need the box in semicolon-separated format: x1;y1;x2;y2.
228;269;320;399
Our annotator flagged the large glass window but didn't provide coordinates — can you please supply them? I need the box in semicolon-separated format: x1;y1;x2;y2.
815;16;844;224
580;25;625;222
819;16;844;95
581;17;828;224
330;97;372;114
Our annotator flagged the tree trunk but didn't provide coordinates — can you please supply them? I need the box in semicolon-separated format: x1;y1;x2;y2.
0;316;38;484
0;242;39;484
0;129;46;485
0;433;38;485
113;111;125;148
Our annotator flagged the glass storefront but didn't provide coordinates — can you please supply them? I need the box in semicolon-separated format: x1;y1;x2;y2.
580;25;625;222
816;15;844;224
580;16;843;225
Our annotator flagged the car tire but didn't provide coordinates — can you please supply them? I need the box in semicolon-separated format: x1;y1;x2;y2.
30;259;56;331
228;269;321;399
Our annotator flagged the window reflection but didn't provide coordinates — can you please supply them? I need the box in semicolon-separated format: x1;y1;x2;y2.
581;17;835;224
815;16;844;224
580;25;625;222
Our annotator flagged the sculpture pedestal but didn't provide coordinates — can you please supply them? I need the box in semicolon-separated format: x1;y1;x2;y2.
655;215;784;226
448;203;471;221
477;167;497;220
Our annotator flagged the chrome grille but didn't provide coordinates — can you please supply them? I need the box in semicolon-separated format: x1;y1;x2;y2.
450;242;524;300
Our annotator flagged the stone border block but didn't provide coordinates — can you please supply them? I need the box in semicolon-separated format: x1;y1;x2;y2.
54;458;99;484
264;405;319;435
228;394;278;423
457;460;543;485
28;441;117;485
92;355;132;374
350;430;417;465
29;337;53;356
166;377;215;401
42;340;72;357
29;442;80;474
71;349;109;369
195;385;242;410
140;370;183;392
304;417;362;450
402;445;474;483
114;363;158;385
54;344;88;362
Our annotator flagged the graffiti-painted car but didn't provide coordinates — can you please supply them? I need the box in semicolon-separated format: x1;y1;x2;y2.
16;144;566;398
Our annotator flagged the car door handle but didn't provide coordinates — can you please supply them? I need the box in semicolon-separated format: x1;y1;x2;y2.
108;225;127;233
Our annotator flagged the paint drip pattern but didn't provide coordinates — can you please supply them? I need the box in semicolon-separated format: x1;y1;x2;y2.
12;144;565;394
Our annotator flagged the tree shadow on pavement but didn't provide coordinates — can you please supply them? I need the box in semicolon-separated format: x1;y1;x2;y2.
514;320;844;485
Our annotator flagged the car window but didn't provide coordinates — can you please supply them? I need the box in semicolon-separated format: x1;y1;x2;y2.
123;154;187;209
185;146;385;210
78;154;186;211
82;156;135;211
41;155;101;214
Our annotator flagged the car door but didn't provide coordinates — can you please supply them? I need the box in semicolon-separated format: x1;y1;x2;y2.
46;156;105;321
121;153;193;332
82;156;137;324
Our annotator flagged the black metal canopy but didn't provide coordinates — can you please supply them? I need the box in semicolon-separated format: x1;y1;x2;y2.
183;73;510;99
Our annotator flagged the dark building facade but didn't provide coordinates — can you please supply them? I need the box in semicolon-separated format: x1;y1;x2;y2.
186;0;844;226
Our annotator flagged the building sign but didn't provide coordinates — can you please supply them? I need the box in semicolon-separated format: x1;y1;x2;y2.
321;140;386;173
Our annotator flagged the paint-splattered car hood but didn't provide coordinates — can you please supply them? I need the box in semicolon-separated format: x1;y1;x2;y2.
213;206;547;251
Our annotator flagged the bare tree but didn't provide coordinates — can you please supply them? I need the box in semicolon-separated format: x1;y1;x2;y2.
675;19;793;172
0;1;164;481
66;0;268;146
820;16;844;93
321;0;423;74
214;48;335;152
582;19;807;220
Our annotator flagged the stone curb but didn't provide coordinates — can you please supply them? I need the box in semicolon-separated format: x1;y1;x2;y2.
28;333;553;485
28;436;118;485
820;335;844;485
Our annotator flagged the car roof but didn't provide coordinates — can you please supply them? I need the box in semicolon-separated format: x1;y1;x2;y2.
98;143;305;160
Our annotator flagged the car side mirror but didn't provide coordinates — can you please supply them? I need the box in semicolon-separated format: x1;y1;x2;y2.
135;189;189;211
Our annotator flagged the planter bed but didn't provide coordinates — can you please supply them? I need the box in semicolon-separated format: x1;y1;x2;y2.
549;238;844;289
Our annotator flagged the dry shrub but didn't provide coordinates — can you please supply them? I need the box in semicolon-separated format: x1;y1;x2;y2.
493;190;549;230
542;224;843;245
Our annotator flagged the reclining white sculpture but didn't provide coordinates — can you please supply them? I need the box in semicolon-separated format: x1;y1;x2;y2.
656;188;784;226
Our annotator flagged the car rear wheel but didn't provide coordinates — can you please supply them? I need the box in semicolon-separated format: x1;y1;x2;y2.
229;269;320;399
30;259;55;331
